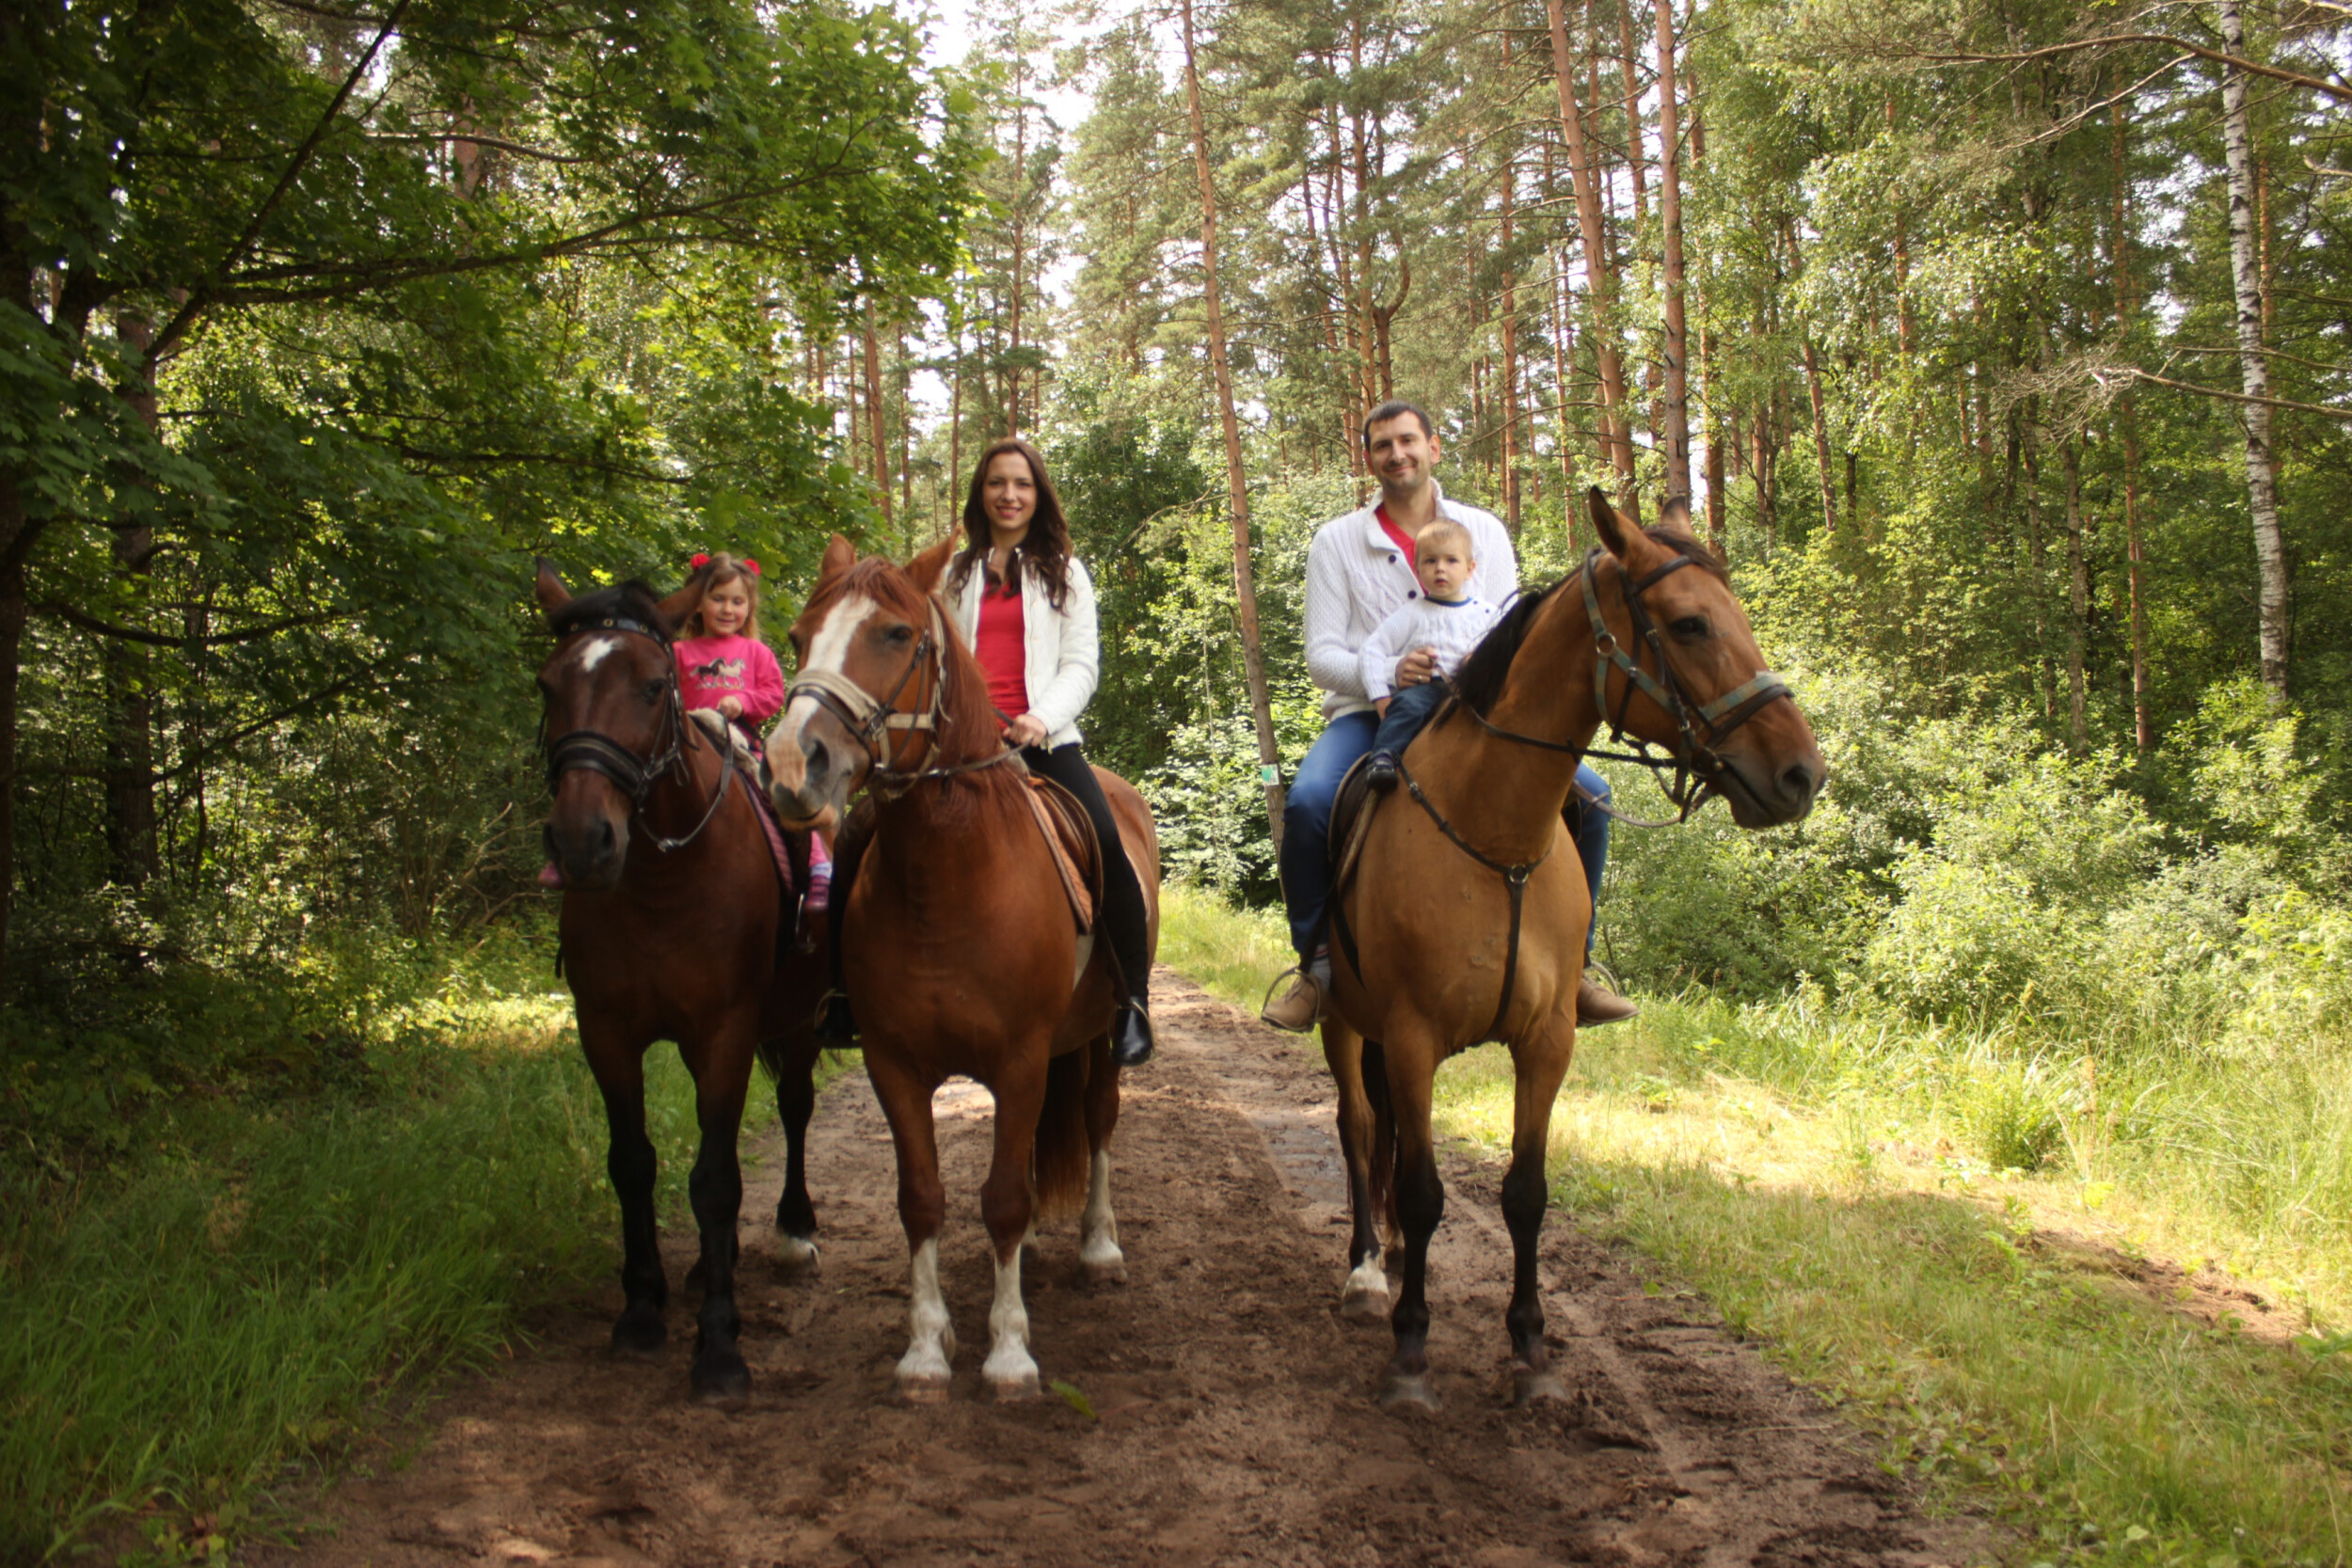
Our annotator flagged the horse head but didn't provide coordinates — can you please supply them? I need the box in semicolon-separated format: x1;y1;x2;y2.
767;532;974;826
1583;488;1824;828
532;559;709;889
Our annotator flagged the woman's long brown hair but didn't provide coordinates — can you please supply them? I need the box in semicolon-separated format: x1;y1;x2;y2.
953;438;1075;610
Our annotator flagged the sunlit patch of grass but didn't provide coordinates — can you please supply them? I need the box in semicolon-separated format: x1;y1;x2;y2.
1158;881;1295;1014
1433;1029;2352;1567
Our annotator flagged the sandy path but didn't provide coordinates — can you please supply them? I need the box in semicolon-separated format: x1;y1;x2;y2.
281;973;1991;1567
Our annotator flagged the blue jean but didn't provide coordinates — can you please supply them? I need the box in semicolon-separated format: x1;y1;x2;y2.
1278;707;1613;960
1370;680;1450;763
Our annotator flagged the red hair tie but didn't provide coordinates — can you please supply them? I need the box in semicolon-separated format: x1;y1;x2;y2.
690;552;711;569
741;558;760;577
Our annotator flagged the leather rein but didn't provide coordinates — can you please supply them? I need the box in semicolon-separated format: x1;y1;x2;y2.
1366;547;1791;1042
540;614;736;855
784;597;1022;802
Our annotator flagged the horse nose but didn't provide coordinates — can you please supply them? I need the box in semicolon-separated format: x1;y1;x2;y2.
1778;760;1820;808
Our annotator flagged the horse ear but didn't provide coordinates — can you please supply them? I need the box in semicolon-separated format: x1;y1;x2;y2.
1588;486;1637;559
1657;495;1692;531
655;560;710;633
533;558;572;618
818;533;856;591
907;533;958;596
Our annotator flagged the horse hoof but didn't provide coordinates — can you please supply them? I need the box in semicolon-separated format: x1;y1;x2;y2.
611;1311;667;1357
896;1373;950;1405
691;1354;752;1410
987;1370;1041;1402
1082;1255;1128;1287
1378;1371;1441;1412
775;1234;821;1276
1513;1368;1569;1407
1340;1285;1391;1325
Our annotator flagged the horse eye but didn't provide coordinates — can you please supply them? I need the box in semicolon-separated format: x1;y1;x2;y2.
1671;616;1710;639
641;679;666;701
883;624;914;644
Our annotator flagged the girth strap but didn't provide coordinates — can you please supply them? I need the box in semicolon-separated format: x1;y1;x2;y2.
1397;754;1551;1045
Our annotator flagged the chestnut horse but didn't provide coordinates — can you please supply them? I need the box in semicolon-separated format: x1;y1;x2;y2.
1323;490;1825;1408
766;534;1159;1402
534;561;830;1406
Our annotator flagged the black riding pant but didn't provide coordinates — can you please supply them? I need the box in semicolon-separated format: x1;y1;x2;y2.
825;743;1153;1011
1021;742;1153;1010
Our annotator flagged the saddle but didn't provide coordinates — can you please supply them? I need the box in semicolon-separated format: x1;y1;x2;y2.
1019;772;1101;935
1327;752;1385;902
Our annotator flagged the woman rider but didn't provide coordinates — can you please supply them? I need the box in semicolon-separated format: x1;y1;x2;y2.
818;438;1156;1069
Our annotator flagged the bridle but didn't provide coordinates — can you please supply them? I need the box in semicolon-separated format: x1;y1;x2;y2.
539;614;735;854
1456;546;1790;823
784;596;1021;801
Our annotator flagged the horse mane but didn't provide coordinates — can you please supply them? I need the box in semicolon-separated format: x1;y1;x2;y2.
1452;526;1726;719
810;556;1025;816
549;580;671;640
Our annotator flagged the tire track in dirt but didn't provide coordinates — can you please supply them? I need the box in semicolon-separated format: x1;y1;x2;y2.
276;972;1995;1567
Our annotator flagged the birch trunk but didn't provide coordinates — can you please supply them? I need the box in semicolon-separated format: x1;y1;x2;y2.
2217;0;2292;702
1181;0;1285;839
864;301;891;529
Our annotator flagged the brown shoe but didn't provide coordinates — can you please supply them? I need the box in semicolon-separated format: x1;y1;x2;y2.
1260;969;1327;1033
1576;977;1640;1026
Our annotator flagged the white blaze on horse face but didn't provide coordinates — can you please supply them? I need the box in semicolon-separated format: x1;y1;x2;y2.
981;1246;1040;1400
572;634;624;674
771;593;877;788
896;1237;955;1398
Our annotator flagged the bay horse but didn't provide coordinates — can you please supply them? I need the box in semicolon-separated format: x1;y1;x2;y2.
533;560;830;1406
765;533;1159;1402
1323;489;1825;1408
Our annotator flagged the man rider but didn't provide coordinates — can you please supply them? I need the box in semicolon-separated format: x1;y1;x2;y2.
1259;399;1639;1034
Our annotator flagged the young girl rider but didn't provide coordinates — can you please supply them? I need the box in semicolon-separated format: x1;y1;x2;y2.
816;440;1156;1069
675;552;787;745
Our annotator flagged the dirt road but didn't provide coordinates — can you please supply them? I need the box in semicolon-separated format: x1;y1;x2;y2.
285;973;1990;1567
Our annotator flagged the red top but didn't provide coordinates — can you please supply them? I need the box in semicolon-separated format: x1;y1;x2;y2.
974;583;1029;720
1375;504;1418;571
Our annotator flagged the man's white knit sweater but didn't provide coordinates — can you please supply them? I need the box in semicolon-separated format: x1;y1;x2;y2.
1302;481;1517;720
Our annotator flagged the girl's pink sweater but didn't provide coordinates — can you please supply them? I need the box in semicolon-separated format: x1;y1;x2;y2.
675;633;786;727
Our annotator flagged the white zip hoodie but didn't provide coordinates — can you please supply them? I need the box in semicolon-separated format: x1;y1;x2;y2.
947;551;1100;750
1303;481;1517;720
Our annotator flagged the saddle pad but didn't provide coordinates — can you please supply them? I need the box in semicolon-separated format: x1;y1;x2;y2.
687;709;795;895
1021;774;1099;933
1327;752;1381;901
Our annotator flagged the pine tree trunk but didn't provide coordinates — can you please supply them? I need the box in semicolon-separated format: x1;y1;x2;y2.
1801;337;1838;536
1651;0;1691;500
1543;0;1634;487
1181;0;1285;841
2061;433;2089;752
2217;0;2292;703
2113;103;2152;750
864;301;891;529
1498;87;1522;534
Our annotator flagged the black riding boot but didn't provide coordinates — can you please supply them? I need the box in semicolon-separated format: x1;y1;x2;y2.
815;805;876;1047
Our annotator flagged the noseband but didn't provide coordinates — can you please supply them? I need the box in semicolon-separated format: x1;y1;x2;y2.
786;598;1020;800
540;614;734;853
1459;548;1790;821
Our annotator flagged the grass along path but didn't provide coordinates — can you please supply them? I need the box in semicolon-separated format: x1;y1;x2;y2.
0;953;732;1564
1159;883;2352;1568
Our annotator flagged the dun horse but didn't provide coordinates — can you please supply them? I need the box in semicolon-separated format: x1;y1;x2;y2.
766;535;1159;1402
534;562;830;1406
1324;490;1825;1408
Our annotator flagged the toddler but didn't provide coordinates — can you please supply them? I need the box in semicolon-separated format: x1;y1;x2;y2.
1358;519;1502;791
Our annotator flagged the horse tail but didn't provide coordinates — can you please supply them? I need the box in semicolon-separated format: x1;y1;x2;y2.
1363;1038;1402;1246
1032;1047;1092;1224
